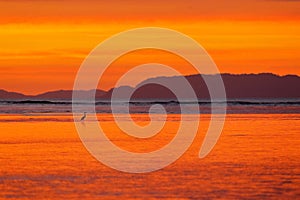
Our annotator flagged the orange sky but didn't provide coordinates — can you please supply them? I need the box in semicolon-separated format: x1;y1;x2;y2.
0;0;300;94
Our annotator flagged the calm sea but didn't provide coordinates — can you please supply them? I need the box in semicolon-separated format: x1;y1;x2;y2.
0;98;300;114
0;100;299;199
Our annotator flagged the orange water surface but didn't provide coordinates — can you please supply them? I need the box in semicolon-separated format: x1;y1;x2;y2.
0;114;299;199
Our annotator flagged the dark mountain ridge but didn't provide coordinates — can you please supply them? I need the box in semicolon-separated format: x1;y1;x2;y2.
1;73;299;100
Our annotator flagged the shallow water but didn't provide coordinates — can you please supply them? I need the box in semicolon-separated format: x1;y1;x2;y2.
0;114;299;199
1;99;300;114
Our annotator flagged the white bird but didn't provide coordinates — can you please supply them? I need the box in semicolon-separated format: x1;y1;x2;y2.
80;112;87;121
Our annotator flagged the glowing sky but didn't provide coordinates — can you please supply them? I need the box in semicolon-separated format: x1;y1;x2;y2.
0;0;299;94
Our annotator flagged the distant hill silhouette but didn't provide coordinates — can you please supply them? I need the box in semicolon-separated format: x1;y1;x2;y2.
0;89;28;99
35;89;106;100
0;89;106;100
131;73;300;99
102;86;134;99
1;73;299;100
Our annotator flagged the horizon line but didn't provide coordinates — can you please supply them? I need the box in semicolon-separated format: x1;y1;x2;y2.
1;72;299;96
